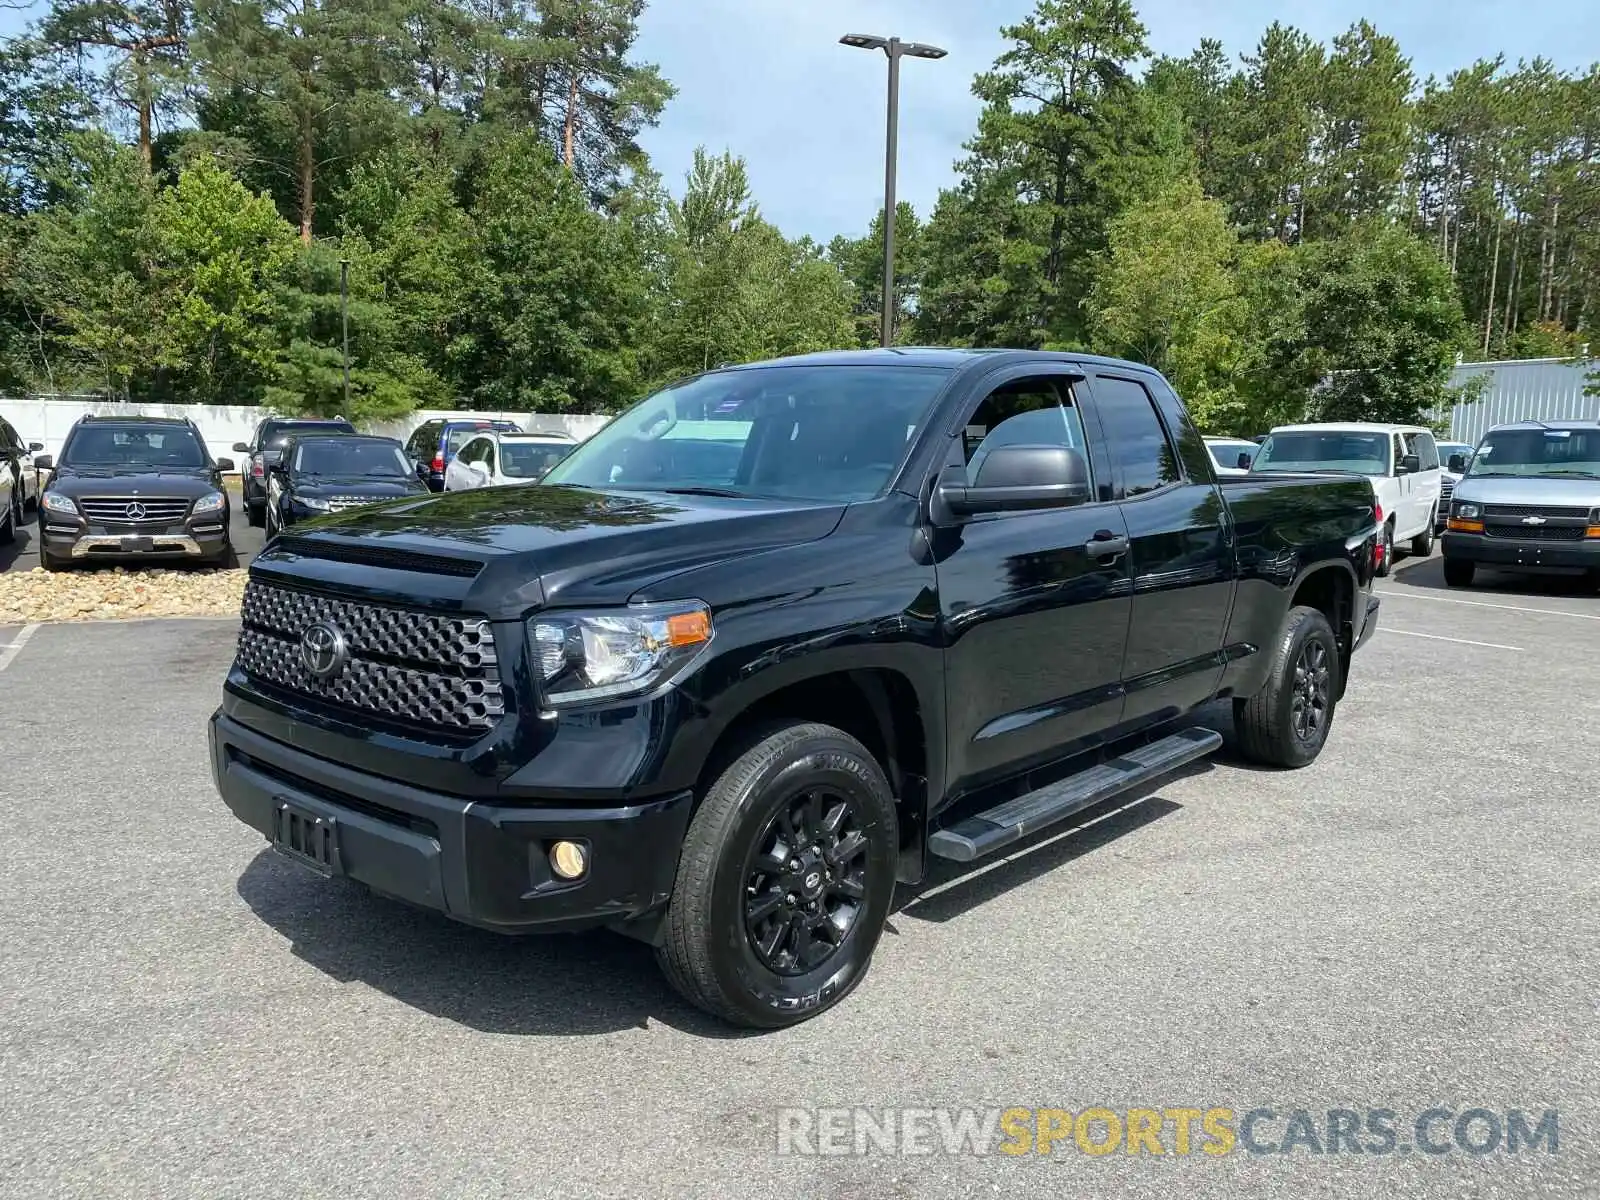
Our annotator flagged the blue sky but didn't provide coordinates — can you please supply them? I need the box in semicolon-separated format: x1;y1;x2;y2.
636;0;1600;242
6;0;1597;242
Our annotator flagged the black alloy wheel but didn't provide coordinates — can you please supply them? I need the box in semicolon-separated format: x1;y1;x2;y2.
742;788;870;976
1290;638;1331;744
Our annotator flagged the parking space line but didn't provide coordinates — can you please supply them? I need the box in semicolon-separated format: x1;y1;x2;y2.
1375;589;1600;622
1379;627;1522;651
0;623;40;672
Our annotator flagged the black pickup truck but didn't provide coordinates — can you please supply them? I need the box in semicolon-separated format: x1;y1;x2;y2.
210;349;1381;1028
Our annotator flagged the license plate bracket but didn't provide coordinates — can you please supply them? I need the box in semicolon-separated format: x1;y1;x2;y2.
121;536;154;552
271;797;342;876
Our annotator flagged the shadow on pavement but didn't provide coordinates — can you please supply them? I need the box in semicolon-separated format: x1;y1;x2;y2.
236;848;757;1039
1389;550;1598;598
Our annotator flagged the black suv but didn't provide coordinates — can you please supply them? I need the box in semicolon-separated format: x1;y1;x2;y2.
35;416;235;570
264;434;429;536
234;417;356;526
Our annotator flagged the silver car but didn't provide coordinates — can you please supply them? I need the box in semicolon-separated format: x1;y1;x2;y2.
1440;420;1600;589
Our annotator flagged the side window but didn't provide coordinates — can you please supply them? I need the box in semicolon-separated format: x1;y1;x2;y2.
1411;432;1439;471
1145;378;1214;481
483;442;497;473
1391;434;1405;474
458;438;483;465
1090;375;1182;497
962;375;1094;494
0;420;18;451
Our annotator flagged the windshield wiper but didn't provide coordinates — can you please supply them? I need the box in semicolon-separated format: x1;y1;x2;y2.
1541;469;1600;478
654;486;748;498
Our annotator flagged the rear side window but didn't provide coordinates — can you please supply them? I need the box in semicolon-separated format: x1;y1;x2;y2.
1091;376;1182;497
1408;431;1440;471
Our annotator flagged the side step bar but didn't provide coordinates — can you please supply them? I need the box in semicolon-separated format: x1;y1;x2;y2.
927;727;1222;863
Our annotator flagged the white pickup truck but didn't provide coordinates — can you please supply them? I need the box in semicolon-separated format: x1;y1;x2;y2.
1251;422;1445;575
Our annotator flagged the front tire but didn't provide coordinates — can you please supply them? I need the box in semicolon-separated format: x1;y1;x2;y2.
1232;605;1340;769
1410;513;1436;557
657;721;899;1029
1443;558;1475;588
246;502;265;528
0;492;15;546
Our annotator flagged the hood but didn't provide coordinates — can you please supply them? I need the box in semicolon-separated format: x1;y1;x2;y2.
293;476;426;499
47;465;221;499
1451;475;1600;507
270;484;847;609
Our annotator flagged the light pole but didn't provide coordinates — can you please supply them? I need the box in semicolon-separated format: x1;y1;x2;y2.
338;257;350;412
840;33;947;348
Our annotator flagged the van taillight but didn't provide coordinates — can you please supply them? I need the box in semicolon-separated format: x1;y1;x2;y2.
431;453;444;473
251;456;264;477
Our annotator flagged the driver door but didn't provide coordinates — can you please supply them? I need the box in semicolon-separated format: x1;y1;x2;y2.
933;367;1132;802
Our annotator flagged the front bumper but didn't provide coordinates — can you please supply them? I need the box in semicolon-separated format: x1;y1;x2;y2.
209;710;693;935
1442;532;1600;573
42;518;229;560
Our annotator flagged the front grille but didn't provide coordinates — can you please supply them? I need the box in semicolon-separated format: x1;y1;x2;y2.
79;496;191;524
236;580;505;733
1439;479;1454;505
325;495;381;512
1483;504;1589;520
1482;524;1588;541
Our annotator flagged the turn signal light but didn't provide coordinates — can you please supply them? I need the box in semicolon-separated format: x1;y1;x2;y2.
1587;525;1600;539
1447;518;1484;533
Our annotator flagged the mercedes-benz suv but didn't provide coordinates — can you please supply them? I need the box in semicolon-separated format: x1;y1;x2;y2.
34;415;235;569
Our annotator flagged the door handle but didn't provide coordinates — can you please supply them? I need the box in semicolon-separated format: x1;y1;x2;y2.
1084;531;1129;559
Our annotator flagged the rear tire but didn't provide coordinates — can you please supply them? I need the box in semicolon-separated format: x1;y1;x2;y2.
0;493;15;546
1410;514;1435;557
1443;558;1475;588
1232;605;1340;770
656;721;898;1029
246;503;265;528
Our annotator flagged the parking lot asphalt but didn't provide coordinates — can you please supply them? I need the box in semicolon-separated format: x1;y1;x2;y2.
0;491;265;573
0;552;1596;1200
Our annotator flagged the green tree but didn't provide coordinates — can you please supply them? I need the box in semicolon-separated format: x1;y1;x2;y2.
1292;223;1469;424
147;155;296;400
827;201;924;347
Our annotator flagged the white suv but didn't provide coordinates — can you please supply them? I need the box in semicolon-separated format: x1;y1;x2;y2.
1251;422;1444;576
444;431;577;491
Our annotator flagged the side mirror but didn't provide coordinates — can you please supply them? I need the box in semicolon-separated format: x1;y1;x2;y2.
33;454;53;471
1399;453;1420;474
1447;453;1467;473
937;445;1091;518
215;457;236;473
1237;452;1253;470
28;442;43;452
232;442;250;454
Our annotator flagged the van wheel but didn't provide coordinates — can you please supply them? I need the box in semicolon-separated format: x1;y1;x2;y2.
656;721;898;1029
1232;605;1340;770
1410;513;1435;556
1443;558;1475;588
1376;521;1393;577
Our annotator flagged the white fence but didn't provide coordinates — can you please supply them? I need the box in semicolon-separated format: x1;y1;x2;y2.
0;397;613;472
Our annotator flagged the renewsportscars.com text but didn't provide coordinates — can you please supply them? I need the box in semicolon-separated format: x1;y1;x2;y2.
776;1106;1560;1159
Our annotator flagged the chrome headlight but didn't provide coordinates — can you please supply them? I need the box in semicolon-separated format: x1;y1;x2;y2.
41;491;78;516
529;601;713;706
1453;501;1482;520
192;491;226;515
298;496;332;512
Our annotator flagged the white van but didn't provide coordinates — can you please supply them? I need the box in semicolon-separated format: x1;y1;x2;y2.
1251;422;1444;576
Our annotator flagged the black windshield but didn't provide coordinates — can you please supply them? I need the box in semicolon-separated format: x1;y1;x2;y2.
542;364;953;502
61;425;207;469
264;421;354;449
293;440;409;477
501;442;574;478
1466;428;1600;478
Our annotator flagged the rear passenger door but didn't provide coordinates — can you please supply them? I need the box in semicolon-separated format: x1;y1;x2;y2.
1083;371;1236;726
1406;431;1442;531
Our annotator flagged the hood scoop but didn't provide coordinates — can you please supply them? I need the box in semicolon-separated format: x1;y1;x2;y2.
270;536;484;579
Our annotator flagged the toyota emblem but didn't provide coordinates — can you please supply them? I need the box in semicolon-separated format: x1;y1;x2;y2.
300;621;348;679
124;502;147;520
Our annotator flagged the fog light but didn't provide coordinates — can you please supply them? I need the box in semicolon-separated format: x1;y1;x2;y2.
549;840;588;880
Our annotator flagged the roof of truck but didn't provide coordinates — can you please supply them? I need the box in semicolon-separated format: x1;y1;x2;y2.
729;347;1160;374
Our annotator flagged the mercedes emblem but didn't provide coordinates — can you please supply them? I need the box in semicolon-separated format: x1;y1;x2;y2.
300;621;348;679
124;501;147;520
